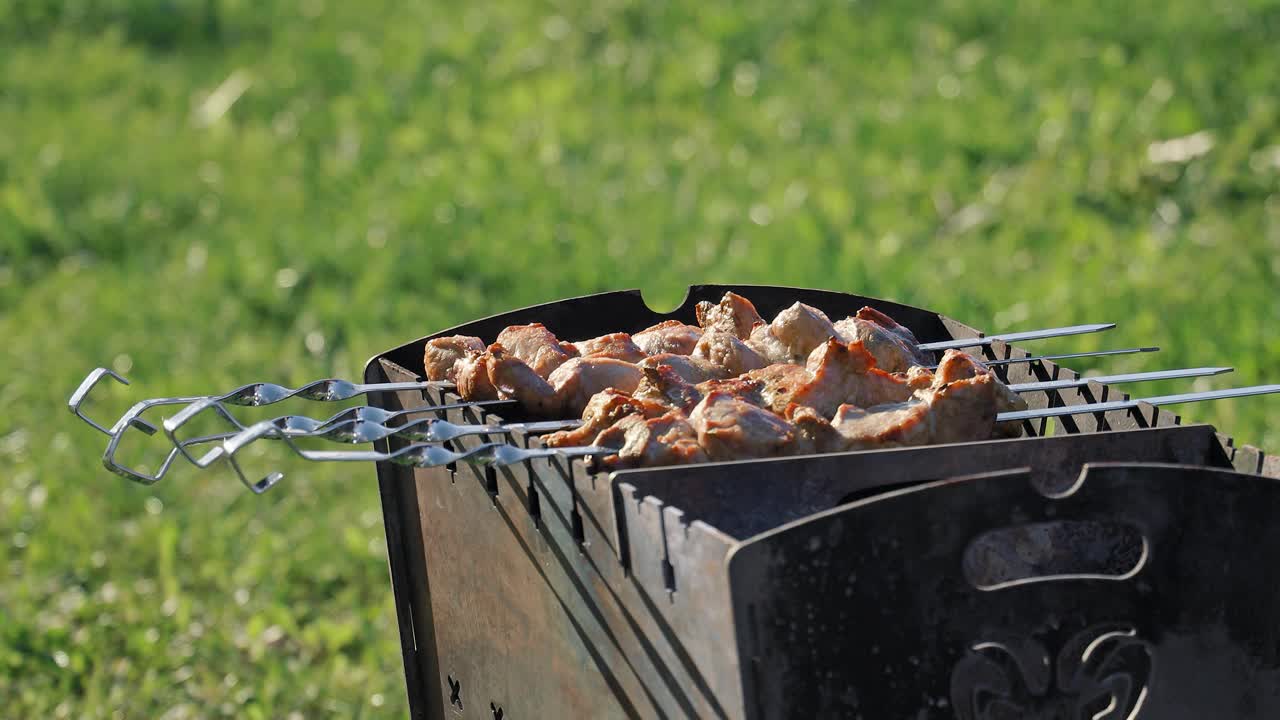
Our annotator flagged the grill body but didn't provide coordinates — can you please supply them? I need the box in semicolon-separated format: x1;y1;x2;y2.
363;285;1279;719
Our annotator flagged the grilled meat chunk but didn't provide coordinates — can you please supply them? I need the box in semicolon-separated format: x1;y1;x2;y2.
689;390;795;461
543;389;669;447
548;357;644;416
423;335;485;382
634;365;705;411
747;302;837;364
487;346;562;416
633;320;702;356
455;352;500;401
593;412;708;469
496;323;576;377
744;339;913;417
637;353;726;384
833;315;928;373
695;291;764;339
855;306;922;346
572;332;648;363
929;349;1027;438
693;331;769;376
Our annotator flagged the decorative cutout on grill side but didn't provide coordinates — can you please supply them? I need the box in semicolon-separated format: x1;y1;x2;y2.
962;521;1148;591
950;624;1153;719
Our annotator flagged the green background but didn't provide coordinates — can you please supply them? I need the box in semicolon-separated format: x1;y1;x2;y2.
3;0;1278;716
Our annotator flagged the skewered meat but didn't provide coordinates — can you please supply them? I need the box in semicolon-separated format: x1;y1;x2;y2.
496;323;576;377
572;333;648;363
633;320;702;356
634;365;705;411
830;401;933;450
488;346;563;416
854;306;922;346
634;366;769;411
543;389;669;447
747;302;837;364
828;360;1008;450
695;291;764;339
455;352;500;401
637;353;727;384
688;390;795;461
744;339;913;417
424;335;484;382
693;331;769;376
929;349;1027;438
592;412;708;469
832;315;928;373
547;357;644;415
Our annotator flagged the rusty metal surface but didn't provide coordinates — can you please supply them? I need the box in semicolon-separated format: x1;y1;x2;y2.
727;463;1280;719
361;285;1273;718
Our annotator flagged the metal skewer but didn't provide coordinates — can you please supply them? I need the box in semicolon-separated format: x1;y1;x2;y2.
161;396;512;469
997;384;1280;423
1006;366;1233;393
917;323;1117;352
224;436;611;494
936;346;1160;370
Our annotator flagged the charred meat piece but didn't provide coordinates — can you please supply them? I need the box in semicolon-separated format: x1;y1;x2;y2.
543;388;669;447
572;332;648;363
496;323;577;378
455;352;500;401
593;412;708;469
637;353;726;384
633;320;702;356
487;346;562;416
693;331;769;376
747;302;838;364
423;335;484;382
689;390;795;461
548;357;644;416
695;291;764;339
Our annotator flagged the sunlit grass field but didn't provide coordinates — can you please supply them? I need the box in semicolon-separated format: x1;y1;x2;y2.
2;0;1278;715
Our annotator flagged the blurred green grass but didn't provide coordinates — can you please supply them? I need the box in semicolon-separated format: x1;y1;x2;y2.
2;0;1278;715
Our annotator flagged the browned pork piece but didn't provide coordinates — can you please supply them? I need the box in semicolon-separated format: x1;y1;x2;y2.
695;291;764;339
749;339;916;417
488;346;563;416
547;357;644;415
592;411;708;469
542;389;670;448
825;352;1016;450
832;307;931;373
688;390;795;461
496;323;577;377
692;331;769;375
747;302;838;364
636;353;726;384
633;365;706;411
455;352;500;401
571;332;648;363
423;335;485;382
632;320;703;356
929;349;1027;438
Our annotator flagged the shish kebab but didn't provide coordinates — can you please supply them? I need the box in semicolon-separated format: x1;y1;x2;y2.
208;292;1242;480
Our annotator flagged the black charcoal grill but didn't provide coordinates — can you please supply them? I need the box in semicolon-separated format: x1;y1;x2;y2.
361;285;1279;719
